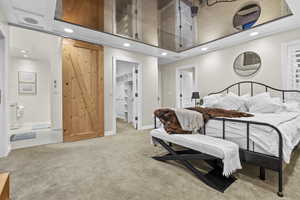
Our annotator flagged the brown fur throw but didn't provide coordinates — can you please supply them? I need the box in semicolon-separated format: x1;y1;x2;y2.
154;107;253;134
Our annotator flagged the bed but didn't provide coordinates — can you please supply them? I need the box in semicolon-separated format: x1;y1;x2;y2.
153;81;300;197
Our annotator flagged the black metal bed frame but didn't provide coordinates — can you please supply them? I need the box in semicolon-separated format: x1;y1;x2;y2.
153;81;300;197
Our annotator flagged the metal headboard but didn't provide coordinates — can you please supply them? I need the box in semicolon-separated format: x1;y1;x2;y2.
208;81;300;102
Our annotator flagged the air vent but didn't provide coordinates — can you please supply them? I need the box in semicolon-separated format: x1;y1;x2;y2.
10;132;36;142
23;17;39;25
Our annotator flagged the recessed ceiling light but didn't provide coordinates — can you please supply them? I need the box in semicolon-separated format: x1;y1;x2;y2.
250;32;259;36
21;50;27;54
64;28;74;33
201;47;208;51
161;52;168;56
123;43;131;47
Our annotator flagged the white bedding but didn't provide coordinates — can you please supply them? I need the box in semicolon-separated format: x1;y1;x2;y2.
205;112;300;163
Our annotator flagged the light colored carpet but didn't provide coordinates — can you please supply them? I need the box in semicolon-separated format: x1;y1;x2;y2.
0;126;300;200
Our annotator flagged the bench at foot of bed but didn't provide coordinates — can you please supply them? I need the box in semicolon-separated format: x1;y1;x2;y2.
152;137;237;192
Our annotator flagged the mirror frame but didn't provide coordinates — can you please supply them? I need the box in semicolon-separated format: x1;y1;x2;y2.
233;51;261;77
233;4;262;31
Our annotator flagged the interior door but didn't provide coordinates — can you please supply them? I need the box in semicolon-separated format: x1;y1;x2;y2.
179;70;194;108
179;0;195;49
114;0;141;40
132;65;139;129
62;39;104;142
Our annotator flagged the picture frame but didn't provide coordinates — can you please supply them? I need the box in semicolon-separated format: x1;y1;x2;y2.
18;71;36;83
19;83;36;95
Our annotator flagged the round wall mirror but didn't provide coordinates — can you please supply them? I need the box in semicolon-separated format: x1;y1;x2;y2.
233;4;261;30
233;51;261;77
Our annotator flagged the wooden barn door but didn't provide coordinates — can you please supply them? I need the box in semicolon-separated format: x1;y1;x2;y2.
62;39;104;142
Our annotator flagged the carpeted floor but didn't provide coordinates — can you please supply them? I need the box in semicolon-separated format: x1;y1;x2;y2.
0;125;300;200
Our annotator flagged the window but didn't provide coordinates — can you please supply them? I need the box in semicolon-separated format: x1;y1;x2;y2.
287;44;300;90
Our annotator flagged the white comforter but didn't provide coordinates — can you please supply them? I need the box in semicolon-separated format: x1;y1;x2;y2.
205;112;300;163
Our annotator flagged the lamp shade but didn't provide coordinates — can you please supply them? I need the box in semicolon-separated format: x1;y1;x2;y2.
191;92;200;99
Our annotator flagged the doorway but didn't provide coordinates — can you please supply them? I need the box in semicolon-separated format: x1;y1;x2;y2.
176;66;197;108
113;58;142;135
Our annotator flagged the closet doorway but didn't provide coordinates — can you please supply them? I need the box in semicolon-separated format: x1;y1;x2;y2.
113;58;142;135
176;66;197;108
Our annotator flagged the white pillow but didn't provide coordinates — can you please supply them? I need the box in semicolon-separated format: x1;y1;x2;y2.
238;93;251;112
203;94;222;107
212;92;245;111
248;96;283;113
245;92;270;110
282;102;299;112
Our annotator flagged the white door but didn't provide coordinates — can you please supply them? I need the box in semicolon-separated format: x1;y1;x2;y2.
132;65;139;129
114;0;142;40
179;0;196;50
179;70;195;108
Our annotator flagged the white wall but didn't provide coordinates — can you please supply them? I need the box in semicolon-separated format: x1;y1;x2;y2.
160;28;300;108
8;58;51;126
50;38;63;131
0;6;10;157
104;47;158;133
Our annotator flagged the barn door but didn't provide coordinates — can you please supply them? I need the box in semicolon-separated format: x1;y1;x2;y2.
62;39;104;142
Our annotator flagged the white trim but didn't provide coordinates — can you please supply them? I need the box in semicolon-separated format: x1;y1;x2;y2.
112;56;143;136
0;25;9;157
104;131;115;136
175;65;198;108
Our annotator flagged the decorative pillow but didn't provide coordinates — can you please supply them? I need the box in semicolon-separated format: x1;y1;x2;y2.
236;93;250;112
248;96;283;113
212;92;245;111
282;102;299;112
245;92;270;110
203;94;223;107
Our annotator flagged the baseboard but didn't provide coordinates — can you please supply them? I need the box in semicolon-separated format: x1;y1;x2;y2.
140;125;154;130
104;131;115;136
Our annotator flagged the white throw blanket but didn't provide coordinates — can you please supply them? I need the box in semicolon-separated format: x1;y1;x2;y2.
151;129;242;176
182;135;242;176
175;109;204;133
172;108;242;175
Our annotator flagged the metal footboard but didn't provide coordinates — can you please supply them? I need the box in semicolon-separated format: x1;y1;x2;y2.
203;117;284;197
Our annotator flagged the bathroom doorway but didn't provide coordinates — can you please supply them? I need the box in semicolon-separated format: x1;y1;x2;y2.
113;58;142;135
176;66;197;108
8;27;63;149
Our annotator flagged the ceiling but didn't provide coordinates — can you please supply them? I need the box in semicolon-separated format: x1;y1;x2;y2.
9;26;59;62
1;0;300;65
